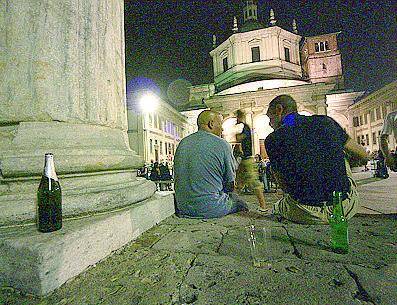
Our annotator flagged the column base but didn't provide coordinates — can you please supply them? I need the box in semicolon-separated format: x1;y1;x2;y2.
0;170;157;226
0;192;175;296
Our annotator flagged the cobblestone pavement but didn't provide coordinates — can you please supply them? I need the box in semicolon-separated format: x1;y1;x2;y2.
1;175;396;305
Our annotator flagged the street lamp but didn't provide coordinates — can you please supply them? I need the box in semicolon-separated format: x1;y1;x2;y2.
138;91;159;163
139;91;159;113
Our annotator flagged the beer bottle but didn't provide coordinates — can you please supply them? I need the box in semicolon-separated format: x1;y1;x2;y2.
37;153;62;232
329;191;348;254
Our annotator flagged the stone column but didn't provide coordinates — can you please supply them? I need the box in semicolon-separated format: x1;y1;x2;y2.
0;0;155;225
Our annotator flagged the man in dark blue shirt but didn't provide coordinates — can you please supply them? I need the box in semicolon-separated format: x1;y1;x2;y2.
265;95;368;224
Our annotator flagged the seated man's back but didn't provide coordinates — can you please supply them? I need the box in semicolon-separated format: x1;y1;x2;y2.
265;94;367;224
265;114;350;204
174;130;236;218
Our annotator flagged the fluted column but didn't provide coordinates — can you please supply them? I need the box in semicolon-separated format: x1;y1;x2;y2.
0;0;143;177
0;0;155;225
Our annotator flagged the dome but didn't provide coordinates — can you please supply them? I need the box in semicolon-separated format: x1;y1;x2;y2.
239;20;265;33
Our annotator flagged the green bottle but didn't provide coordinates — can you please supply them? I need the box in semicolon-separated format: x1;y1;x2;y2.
329;191;348;254
37;153;62;233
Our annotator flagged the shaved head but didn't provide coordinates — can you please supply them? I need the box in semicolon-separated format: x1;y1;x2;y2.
197;110;223;136
266;95;297;129
268;95;297;113
197;110;220;127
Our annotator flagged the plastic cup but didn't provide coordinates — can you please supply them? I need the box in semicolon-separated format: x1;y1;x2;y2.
246;224;272;268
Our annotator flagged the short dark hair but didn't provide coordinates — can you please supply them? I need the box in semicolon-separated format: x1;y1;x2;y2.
268;95;297;113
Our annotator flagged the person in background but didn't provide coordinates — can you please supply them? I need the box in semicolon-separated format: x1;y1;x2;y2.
265;95;368;224
380;110;397;171
174;110;248;219
374;150;389;179
234;109;270;212
149;162;160;181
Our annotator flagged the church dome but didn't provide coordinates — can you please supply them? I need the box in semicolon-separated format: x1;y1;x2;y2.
239;20;265;32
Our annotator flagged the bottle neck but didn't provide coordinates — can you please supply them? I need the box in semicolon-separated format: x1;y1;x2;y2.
44;155;58;181
332;191;345;216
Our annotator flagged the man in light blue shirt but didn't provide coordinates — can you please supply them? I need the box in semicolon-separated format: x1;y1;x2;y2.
174;110;248;218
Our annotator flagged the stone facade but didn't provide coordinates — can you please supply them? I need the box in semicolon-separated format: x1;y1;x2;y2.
347;81;397;153
127;97;193;163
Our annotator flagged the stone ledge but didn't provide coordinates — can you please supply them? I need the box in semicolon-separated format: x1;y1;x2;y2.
0;192;175;296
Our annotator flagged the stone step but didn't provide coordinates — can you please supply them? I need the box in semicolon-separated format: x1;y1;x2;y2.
0;192;175;296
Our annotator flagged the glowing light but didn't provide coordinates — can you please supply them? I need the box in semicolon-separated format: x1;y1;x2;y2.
139;92;159;113
126;77;161;111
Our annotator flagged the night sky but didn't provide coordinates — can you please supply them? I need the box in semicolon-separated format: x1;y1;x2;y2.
124;0;396;99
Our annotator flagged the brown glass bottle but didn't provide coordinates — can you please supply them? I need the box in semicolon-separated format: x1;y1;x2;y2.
37;153;62;232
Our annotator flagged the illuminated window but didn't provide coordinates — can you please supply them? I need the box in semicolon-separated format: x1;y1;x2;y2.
223;57;228;72
251;46;260;62
284;47;290;62
315;41;330;52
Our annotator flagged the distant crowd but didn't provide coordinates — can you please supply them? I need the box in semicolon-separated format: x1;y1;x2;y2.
137;160;173;190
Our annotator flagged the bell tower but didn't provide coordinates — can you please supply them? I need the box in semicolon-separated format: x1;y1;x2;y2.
301;32;344;89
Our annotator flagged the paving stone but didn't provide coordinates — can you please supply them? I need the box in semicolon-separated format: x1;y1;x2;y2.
152;223;228;254
180;254;358;305
1;176;396;304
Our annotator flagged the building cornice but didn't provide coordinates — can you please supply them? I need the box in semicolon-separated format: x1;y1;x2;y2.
348;80;397;110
